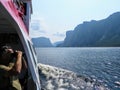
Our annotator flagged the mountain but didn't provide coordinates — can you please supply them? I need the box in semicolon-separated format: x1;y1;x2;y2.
53;41;64;47
59;12;120;47
32;37;53;47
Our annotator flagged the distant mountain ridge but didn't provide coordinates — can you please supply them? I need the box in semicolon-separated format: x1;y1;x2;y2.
58;12;120;47
32;37;53;47
53;41;64;46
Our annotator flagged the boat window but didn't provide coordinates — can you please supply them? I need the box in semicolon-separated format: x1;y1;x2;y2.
32;45;37;55
23;3;27;15
28;41;37;66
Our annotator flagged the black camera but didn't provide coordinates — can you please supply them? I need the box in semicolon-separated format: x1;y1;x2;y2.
11;51;24;58
11;51;18;57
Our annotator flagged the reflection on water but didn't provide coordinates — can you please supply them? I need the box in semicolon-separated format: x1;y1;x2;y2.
36;47;120;90
38;64;109;90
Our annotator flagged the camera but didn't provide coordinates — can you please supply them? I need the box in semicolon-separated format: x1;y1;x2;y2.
11;51;18;57
11;51;25;57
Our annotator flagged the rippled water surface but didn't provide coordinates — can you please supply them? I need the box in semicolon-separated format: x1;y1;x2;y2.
36;47;120;90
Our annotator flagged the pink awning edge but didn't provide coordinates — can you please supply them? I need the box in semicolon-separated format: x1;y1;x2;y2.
0;0;29;35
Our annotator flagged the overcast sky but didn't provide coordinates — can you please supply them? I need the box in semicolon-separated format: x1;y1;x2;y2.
30;0;120;43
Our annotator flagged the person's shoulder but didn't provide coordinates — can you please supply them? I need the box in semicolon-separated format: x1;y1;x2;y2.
0;65;11;70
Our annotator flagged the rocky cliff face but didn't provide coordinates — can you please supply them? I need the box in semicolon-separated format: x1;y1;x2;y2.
59;12;120;47
32;37;53;47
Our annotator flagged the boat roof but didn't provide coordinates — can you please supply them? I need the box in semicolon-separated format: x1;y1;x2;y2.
0;0;32;37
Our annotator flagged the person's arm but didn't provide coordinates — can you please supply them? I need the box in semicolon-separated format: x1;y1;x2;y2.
0;65;11;76
0;62;14;77
0;51;22;77
8;51;23;76
14;51;22;74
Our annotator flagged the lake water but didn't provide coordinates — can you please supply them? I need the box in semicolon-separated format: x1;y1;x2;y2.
36;47;120;90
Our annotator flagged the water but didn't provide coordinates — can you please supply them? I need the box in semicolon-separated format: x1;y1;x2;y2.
36;47;120;90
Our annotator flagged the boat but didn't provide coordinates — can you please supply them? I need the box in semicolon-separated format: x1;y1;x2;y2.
0;0;41;90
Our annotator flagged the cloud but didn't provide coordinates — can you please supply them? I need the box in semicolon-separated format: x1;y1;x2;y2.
53;32;65;37
30;17;50;37
30;19;47;33
30;15;66;42
31;21;40;30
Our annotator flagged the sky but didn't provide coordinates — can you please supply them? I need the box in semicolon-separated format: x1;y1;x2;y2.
30;0;120;43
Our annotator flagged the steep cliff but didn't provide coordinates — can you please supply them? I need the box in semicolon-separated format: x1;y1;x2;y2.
60;12;120;47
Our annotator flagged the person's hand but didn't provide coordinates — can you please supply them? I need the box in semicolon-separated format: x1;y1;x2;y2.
6;49;14;54
15;51;22;57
